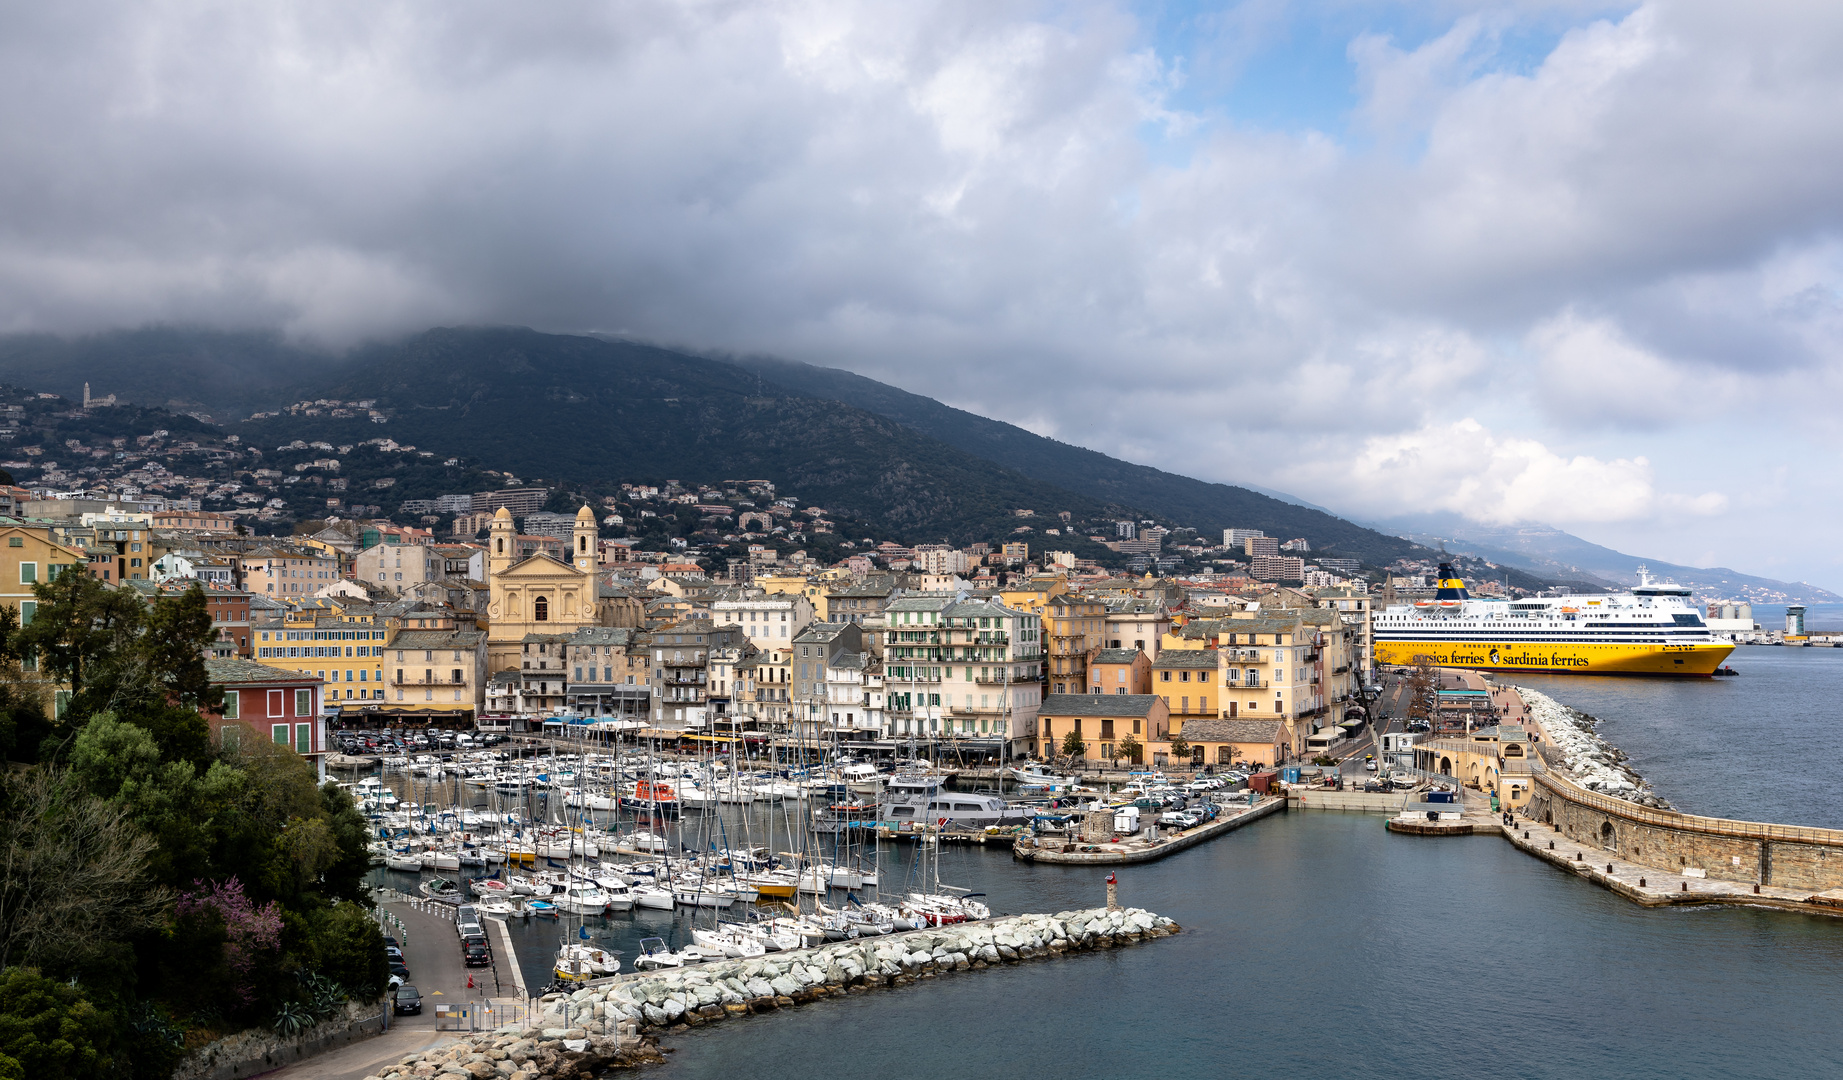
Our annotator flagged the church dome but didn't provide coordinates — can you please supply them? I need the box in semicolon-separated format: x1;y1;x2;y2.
493;506;512;521
576;503;595;522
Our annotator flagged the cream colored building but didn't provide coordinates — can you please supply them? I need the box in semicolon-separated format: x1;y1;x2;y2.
485;505;599;672
711;593;814;648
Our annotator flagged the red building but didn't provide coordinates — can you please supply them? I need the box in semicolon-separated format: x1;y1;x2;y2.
201;658;327;777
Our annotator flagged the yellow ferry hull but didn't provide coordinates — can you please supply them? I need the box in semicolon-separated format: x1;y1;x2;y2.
1373;639;1733;676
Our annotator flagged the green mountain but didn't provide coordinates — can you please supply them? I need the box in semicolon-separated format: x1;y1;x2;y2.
0;325;1435;566
736;355;1423;566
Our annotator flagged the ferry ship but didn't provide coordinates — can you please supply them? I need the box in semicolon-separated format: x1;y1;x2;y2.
1373;564;1733;676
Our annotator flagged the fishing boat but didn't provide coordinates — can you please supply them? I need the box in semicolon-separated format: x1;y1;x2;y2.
418;877;462;902
552;942;619;981
619;779;681;818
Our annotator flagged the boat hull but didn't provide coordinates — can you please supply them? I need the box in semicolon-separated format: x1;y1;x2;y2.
1372;638;1734;676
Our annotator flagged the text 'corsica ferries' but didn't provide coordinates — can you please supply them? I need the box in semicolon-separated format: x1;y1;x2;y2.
1372;564;1734;677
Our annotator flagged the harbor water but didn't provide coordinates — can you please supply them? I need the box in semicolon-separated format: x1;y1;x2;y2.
368;648;1843;1077
1511;644;1843;828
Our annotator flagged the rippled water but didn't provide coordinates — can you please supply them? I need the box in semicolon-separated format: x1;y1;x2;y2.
661;813;1843;1080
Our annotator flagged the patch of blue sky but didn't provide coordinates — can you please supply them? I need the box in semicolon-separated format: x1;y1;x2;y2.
1126;1;1633;143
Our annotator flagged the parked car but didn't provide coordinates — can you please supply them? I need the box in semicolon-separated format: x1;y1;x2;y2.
393;985;422;1015
462;938;492;967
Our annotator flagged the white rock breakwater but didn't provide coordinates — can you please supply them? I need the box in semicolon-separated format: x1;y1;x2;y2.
1517;686;1673;810
363;907;1179;1080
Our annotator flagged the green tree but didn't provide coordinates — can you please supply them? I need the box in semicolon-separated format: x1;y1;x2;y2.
1117;734;1141;766
1168;736;1189;764
0;968;119;1080
22;572;219;764
0;768;168;973
14;567;137;702
1059;730;1086;762
308;904;387;1001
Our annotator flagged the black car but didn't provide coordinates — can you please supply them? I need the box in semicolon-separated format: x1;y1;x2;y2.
462;939;491;967
389;959;411;981
393;985;422;1015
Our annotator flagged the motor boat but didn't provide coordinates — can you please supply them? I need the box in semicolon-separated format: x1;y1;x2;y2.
553;943;619;981
556;884;612;916
691;925;766;959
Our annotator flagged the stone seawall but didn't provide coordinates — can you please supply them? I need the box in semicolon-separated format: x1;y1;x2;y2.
1529;768;1843;892
360;907;1178;1080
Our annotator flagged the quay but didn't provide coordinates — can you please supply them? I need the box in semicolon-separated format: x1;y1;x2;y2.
1012;795;1284;864
1372;674;1843;917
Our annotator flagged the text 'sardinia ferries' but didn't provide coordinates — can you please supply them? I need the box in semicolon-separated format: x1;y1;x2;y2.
1372;564;1734;676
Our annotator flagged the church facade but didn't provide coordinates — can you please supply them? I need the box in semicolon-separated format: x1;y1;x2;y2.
484;504;600;672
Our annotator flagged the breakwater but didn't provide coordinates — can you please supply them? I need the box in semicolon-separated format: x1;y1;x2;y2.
592;906;1176;1031
362;907;1179;1080
1515;685;1672;808
1500;682;1843;905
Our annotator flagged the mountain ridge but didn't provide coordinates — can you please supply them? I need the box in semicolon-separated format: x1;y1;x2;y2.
1368;512;1839;604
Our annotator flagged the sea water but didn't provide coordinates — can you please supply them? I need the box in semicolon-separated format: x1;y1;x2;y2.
369;650;1843;1077
656;648;1843;1078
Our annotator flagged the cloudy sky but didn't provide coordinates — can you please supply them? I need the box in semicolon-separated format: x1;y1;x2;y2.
3;1;1841;586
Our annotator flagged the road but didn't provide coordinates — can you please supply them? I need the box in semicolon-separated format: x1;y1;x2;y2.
1330;673;1405;772
264;900;520;1080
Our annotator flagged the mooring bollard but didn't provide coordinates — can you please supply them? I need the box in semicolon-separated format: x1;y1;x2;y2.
1640;878;1646;888
1607;864;1614;873
1681;882;1688;892
1754;884;1761;894
1549;841;1554;850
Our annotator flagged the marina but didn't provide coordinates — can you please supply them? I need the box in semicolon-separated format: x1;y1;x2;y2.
316;639;1843;1080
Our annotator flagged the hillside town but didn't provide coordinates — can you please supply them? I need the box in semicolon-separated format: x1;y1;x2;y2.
0;471;1407;772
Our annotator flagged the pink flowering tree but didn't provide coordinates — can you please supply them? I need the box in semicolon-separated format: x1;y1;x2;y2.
175;877;282;1010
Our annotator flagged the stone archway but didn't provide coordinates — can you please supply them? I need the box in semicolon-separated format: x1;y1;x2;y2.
1439;757;1452;775
1600;820;1616;851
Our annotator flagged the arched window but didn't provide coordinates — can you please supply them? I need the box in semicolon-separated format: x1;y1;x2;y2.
496;537;504;554
579;535;587;552
535;596;549;621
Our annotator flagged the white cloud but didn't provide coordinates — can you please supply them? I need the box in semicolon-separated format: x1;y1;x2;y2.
1307;417;1726;528
0;1;1837;579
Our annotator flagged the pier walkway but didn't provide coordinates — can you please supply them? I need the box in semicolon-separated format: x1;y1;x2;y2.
1501;812;1843;915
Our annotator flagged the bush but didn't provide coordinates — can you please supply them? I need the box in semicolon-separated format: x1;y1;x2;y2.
308;904;386;1002
0;968;118;1080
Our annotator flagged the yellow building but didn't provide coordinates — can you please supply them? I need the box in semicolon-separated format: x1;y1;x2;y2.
1041;592;1105;696
0;521;89;622
485;505;598;672
252;605;389;703
999;574;1069;617
755;572;829;618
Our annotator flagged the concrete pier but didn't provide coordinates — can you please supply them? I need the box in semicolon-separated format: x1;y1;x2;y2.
1012;795;1284;864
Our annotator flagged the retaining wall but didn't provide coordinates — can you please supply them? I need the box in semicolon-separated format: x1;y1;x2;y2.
1529;768;1843;891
